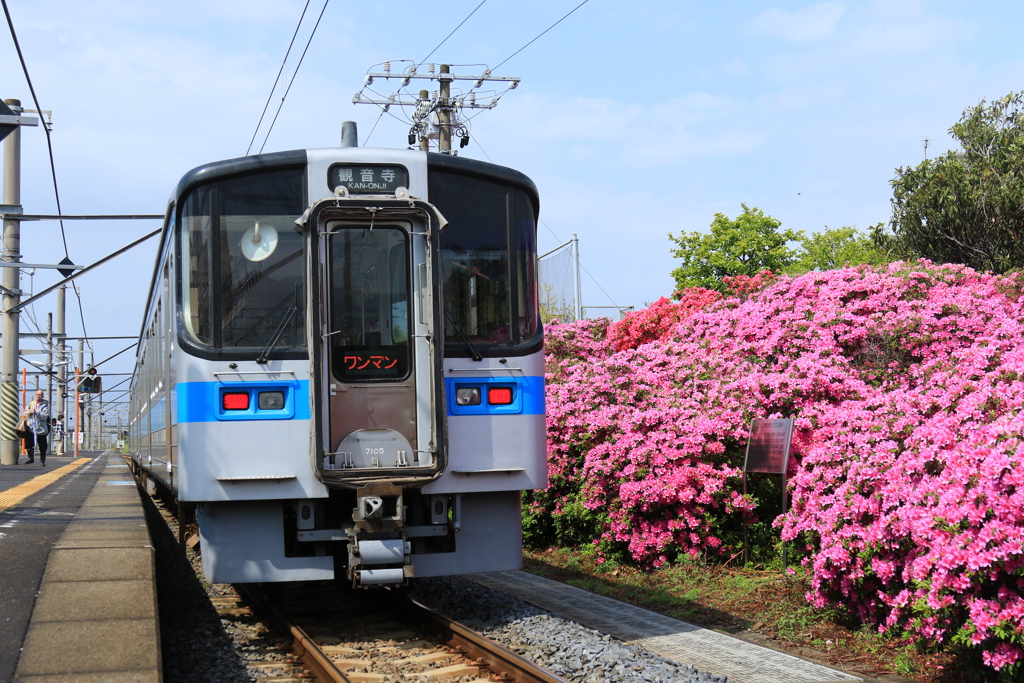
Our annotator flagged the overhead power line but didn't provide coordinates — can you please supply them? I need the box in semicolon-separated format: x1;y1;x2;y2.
365;1;488;147
494;0;590;70
2;0;92;345
419;0;487;67
246;0;312;156
1;0;68;259
258;0;330;154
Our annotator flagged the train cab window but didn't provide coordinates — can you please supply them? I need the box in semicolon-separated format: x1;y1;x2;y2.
327;226;411;382
179;167;306;355
428;170;540;356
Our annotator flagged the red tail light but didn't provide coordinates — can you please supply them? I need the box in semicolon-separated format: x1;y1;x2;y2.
223;392;250;410
488;387;513;405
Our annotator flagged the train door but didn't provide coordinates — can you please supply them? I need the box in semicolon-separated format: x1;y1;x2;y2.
305;199;447;487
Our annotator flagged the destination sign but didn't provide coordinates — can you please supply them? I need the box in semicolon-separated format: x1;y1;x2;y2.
333;345;409;381
328;164;408;194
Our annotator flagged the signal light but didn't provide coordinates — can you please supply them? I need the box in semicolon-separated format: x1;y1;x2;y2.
455;387;481;406
487;387;513;405
222;392;249;411
258;391;285;411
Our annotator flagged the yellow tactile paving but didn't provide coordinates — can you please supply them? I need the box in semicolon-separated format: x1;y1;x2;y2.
0;458;92;514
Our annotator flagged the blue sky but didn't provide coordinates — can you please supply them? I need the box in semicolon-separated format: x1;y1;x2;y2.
2;0;1024;408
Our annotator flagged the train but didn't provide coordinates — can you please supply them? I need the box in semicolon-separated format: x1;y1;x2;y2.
128;133;546;586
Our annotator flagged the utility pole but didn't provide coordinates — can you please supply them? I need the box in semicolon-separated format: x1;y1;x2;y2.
1;99;38;465
438;65;452;153
353;63;519;153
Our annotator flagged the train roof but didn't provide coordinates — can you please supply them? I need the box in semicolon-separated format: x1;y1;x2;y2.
170;148;538;206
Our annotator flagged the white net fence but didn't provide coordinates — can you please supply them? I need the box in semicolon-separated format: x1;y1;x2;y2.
538;241;577;322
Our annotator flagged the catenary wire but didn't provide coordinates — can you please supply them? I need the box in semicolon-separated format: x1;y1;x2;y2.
494;0;590;70
418;0;487;67
2;0;91;350
87;342;137;371
247;0;311;156
1;0;69;259
258;0;330;154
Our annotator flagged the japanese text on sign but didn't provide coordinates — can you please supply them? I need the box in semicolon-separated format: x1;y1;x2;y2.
743;418;794;474
333;345;408;381
328;164;408;194
343;355;399;371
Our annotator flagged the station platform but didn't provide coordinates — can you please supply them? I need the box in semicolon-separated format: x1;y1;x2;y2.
470;570;864;683
0;451;161;683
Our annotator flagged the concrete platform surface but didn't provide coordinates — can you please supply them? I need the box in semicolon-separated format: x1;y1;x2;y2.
469;570;861;683
12;454;161;683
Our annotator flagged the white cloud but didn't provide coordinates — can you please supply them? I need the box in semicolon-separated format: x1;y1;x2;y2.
747;1;847;43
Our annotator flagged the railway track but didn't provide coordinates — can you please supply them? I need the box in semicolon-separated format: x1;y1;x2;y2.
230;582;570;683
152;486;567;682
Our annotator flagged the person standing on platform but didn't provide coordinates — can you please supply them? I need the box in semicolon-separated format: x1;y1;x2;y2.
24;390;50;465
53;413;65;455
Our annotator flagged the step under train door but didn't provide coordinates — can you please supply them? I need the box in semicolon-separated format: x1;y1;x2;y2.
303;196;447;493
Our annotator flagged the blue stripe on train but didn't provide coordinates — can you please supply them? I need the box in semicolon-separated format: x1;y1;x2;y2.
178;380;311;423
177;376;545;422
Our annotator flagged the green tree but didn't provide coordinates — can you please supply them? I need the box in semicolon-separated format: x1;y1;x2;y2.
890;92;1024;273
787;225;892;274
669;204;802;293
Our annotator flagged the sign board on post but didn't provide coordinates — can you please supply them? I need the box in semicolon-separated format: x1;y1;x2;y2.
742;418;795;568
744;418;794;474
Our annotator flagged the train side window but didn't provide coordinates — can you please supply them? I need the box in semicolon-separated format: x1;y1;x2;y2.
515;190;539;341
181;187;214;345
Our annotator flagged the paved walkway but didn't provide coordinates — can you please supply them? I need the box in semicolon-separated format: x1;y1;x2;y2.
0;452;161;683
469;570;861;683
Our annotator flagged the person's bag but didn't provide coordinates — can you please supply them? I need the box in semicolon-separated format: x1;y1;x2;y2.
15;416;29;439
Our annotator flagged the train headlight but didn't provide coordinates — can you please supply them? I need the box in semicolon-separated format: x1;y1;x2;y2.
487;387;514;405
222;392;250;411
455;387;481;406
258;390;285;411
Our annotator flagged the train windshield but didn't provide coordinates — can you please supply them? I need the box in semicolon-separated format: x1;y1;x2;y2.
428;171;539;355
179;167;306;354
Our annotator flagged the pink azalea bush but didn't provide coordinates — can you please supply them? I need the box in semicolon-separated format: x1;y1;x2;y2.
538;261;1024;676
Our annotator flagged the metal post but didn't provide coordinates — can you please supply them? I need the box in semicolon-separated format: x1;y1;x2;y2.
1;99;23;465
438;65;452;153
73;366;80;458
57;285;65;454
76;340;82;455
46;312;52;420
571;234;582;322
19;367;25;456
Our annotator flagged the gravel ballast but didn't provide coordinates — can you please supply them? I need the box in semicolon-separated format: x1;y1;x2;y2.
413;576;727;683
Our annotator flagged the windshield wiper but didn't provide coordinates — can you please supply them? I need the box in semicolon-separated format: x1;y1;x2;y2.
257;307;297;364
444;309;482;362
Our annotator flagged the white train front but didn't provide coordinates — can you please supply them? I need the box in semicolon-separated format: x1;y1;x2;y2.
129;147;546;586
